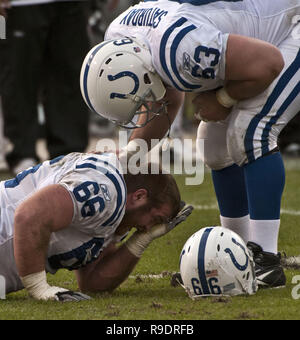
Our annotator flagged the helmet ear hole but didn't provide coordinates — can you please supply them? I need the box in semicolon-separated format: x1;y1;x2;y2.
144;73;151;84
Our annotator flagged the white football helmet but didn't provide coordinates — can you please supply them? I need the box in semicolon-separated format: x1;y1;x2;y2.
80;38;166;128
179;226;258;298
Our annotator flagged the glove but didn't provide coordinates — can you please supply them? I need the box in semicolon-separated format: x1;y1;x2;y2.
168;201;194;230
125;201;193;258
55;291;91;302
21;270;91;302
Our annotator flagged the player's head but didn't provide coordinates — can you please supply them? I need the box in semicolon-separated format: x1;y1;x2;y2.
80;38;166;129
179;227;258;298
123;165;181;230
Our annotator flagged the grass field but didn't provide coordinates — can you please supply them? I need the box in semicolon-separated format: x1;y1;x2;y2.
0;157;300;320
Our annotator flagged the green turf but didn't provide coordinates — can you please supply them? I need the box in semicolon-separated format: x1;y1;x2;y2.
0;160;300;320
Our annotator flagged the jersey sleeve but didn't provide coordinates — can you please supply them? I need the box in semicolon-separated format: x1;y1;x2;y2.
158;22;228;92
58;155;127;235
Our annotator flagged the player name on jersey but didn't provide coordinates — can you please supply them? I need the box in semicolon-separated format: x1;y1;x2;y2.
120;7;168;28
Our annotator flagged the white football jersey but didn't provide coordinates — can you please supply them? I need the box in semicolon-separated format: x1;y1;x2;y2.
0;152;127;293
105;0;300;92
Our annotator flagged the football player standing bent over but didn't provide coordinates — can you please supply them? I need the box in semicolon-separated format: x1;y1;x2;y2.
81;0;300;288
0;152;192;301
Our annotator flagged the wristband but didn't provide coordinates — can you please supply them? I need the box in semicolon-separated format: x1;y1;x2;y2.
125;231;153;258
216;87;238;108
21;270;67;300
21;270;51;299
125;223;171;258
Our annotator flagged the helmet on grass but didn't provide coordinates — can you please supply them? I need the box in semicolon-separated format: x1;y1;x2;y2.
179;226;258;298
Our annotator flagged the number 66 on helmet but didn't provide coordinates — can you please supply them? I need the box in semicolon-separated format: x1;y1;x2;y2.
179;227;258;298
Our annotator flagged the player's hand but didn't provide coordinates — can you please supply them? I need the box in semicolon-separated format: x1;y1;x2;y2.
149;201;194;240
193;91;231;122
30;285;91;302
125;202;194;258
168;201;194;230
55;290;91;302
21;270;91;302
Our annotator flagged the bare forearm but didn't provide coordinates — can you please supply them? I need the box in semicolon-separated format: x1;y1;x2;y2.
78;203;194;293
224;79;270;101
77;244;139;293
13;185;73;277
130;112;171;147
14;217;50;277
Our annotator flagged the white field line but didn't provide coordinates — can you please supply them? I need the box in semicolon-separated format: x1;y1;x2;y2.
129;272;176;280
281;209;300;216
191;204;300;216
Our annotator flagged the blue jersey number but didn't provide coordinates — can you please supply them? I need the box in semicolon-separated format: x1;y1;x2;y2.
73;181;105;218
192;45;220;79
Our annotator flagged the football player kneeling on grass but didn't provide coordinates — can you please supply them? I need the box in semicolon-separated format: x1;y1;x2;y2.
0;151;193;301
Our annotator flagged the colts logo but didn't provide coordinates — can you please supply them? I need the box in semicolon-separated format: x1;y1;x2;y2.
108;71;140;99
224;238;249;271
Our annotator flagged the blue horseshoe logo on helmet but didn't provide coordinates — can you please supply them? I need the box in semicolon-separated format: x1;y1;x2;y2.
108;71;140;99
224;238;249;271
